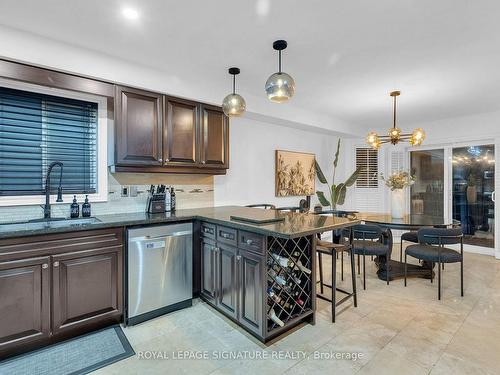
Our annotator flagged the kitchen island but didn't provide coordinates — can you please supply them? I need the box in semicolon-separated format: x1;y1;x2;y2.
0;206;358;357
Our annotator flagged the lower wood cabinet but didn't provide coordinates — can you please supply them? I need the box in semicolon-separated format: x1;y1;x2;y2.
200;224;265;339
216;244;238;319
201;238;217;304
52;246;122;337
238;250;263;336
0;228;123;359
0;256;51;356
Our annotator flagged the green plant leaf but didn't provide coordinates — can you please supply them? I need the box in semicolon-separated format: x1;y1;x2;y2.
344;166;363;187
333;139;341;169
330;184;337;205
314;160;327;184
316;191;330;207
336;183;347;205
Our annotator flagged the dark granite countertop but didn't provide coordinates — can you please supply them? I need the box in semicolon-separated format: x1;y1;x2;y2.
0;206;359;240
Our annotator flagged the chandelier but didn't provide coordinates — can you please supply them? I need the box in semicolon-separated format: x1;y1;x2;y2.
366;91;425;149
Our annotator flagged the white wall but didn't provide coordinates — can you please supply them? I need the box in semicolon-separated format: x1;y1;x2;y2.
214;117;343;208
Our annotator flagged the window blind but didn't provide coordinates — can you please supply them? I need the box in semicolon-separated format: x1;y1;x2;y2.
355;148;378;188
0;86;97;196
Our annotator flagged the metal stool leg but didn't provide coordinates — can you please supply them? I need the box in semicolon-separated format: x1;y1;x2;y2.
350;249;357;307
341;250;344;281
318;252;324;294
430;262;434;283
332;249;337;323
400;240;403;262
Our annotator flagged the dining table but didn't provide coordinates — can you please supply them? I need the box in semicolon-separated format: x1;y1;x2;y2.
315;210;460;281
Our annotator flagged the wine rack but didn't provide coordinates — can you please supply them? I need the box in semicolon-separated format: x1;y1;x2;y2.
266;235;313;334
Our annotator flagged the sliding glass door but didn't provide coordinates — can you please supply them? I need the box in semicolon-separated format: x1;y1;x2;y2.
409;143;495;250
452;145;495;248
410;149;445;217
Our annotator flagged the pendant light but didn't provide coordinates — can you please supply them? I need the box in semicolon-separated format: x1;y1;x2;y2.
265;40;295;103
366;91;425;149
222;67;246;117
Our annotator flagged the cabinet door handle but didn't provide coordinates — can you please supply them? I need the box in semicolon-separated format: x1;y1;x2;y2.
236;255;241;261
42;263;48;269
201;160;206;164
53;261;59;267
214;247;219;253
246;239;254;245
159;158;163;163
165;158;169;162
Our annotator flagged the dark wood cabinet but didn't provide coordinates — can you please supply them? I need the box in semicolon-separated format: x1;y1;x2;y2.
0;256;50;358
200;105;229;169
200;238;217;304
0;229;123;359
216;244;238;319
114;87;229;174
200;223;265;339
164;97;199;166
238;249;264;336
51;246;122;337
115;86;163;166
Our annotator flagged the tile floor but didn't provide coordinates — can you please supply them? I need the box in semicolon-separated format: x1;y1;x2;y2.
94;248;500;375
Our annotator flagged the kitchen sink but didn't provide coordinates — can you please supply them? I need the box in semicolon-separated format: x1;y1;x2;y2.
0;217;102;231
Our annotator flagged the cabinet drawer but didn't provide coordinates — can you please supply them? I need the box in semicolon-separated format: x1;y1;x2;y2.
216;226;237;246
200;222;216;240
238;231;264;254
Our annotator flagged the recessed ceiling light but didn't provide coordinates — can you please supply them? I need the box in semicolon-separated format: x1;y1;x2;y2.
122;7;139;20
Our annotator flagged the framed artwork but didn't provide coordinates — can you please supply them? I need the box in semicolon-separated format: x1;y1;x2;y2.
275;150;316;197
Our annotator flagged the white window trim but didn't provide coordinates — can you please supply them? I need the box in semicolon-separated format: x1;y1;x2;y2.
0;78;108;206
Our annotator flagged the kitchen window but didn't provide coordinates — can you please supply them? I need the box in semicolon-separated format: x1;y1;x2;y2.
0;80;108;206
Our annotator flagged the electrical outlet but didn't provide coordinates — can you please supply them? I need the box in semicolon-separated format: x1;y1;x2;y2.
121;186;129;197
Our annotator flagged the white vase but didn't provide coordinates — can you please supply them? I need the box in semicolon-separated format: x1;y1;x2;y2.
391;189;405;219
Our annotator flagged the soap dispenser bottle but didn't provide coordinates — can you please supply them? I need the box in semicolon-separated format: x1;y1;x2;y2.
82;195;91;217
70;195;80;218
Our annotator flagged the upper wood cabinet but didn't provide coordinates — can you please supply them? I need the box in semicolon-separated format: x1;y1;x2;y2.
115;86;163;166
164;97;199;166
200;105;229;169
114;86;229;174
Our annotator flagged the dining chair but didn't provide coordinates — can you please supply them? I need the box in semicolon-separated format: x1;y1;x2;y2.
245;204;276;209
404;227;463;300
400;231;418;261
351;224;392;289
316;227;357;323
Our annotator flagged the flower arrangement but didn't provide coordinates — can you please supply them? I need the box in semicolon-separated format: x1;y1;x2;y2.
380;171;416;190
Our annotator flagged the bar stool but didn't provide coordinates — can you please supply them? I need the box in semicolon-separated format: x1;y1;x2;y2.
316;229;357;323
245;204;276;209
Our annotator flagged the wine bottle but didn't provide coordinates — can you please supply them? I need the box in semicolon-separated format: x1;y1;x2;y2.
296;298;304;306
292;259;311;274
268;308;285;327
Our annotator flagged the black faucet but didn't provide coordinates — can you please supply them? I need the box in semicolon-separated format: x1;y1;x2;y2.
43;161;64;219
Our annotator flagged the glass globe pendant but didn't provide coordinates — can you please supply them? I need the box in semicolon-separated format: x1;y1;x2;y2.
222;67;246;117
265;40;295;103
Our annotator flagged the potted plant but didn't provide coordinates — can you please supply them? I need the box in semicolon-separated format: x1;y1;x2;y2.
314;139;362;211
380;171;416;218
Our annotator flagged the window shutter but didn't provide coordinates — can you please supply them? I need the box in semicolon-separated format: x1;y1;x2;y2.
355;148;378;188
0;86;97;196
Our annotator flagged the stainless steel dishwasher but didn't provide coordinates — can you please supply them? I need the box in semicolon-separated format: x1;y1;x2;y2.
126;223;193;325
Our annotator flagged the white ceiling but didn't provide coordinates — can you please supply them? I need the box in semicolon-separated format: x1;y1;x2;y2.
0;0;499;131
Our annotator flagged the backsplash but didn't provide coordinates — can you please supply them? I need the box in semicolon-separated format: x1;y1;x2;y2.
0;171;214;223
